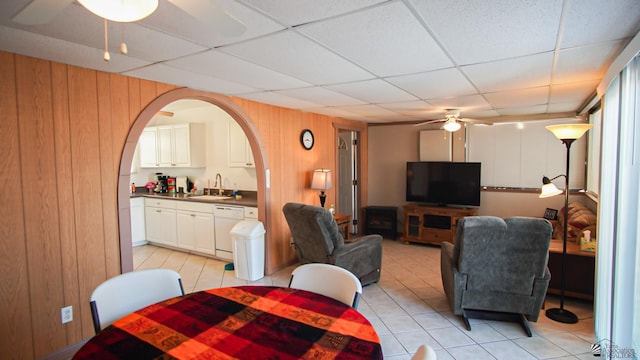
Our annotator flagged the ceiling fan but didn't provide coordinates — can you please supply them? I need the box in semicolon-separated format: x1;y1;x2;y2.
12;0;246;60
414;109;493;132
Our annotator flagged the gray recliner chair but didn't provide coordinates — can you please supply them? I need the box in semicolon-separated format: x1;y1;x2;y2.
441;216;552;336
283;202;382;285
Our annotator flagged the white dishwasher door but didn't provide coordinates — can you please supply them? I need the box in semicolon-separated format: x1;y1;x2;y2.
214;205;244;260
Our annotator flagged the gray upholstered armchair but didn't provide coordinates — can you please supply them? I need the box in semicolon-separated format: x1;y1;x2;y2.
283;203;382;285
440;216;552;336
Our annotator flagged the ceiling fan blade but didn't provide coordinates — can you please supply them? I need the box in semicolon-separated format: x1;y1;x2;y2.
413;119;444;127
168;0;246;37
12;0;73;25
461;118;493;125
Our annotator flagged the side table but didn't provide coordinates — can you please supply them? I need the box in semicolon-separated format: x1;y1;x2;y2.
334;213;351;241
547;239;595;300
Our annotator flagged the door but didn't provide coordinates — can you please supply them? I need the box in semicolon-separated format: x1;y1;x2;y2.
337;130;359;235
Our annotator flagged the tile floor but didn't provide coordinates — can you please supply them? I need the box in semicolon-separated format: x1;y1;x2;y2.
133;239;596;359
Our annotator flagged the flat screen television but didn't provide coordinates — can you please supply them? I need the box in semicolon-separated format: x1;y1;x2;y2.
406;161;481;207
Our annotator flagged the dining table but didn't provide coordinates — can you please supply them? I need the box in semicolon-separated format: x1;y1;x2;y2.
73;285;383;359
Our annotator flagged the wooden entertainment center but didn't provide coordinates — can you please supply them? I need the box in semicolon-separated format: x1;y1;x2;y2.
402;204;478;245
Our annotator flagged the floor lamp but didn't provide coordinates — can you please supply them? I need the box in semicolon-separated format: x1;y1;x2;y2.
539;123;593;324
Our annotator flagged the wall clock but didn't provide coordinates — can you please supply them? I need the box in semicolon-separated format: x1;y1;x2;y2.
300;129;314;150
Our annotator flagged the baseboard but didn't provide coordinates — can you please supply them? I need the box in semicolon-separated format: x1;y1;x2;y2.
38;338;88;360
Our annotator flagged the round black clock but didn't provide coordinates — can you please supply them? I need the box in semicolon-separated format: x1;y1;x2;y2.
300;129;314;150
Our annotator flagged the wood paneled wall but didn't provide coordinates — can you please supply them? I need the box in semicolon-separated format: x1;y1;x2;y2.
0;51;366;359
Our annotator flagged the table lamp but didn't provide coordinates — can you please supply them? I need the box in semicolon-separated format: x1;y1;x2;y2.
311;169;332;208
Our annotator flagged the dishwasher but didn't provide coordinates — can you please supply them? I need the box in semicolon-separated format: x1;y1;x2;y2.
214;205;244;260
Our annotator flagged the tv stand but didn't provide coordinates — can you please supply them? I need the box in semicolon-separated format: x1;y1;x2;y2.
402;204;477;246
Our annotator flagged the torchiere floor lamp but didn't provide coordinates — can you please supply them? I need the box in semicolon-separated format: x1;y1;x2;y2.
539;123;593;324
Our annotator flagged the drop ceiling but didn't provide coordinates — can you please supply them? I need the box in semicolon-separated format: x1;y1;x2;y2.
1;0;639;123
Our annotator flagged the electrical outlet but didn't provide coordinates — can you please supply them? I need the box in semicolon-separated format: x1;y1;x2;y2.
61;305;73;324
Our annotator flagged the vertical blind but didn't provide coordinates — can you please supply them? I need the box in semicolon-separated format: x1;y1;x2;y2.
595;53;640;356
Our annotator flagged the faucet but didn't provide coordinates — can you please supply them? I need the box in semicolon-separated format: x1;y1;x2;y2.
214;173;223;195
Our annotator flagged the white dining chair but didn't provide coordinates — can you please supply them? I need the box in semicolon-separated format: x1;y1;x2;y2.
90;268;184;334
288;263;363;308
411;344;437;360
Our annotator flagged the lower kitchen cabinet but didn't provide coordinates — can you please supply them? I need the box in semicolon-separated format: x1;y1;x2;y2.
145;198;178;247
177;201;215;255
143;198;259;261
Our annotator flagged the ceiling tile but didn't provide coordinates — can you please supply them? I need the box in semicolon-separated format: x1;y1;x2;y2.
221;30;374;85
2;3;207;63
561;0;640;48
547;102;583;113
484;86;550;108
303;107;365;119
274;87;366;107
409;0;563;64
165;50;310;90
298;1;452;77
554;40;626;84
333;104;403;118
550;80;600;104
139;0;284;47
123;63;257;94
463;52;554;93
239;0;387;26
386;68;478;99
496;105;549;116
326;79;417;103
0;25;150;72
379;101;440;118
426;94;492;111
463;109;502;118
238;91;323;109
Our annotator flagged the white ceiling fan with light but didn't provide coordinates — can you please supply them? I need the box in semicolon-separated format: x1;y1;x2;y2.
414;109;493;132
11;0;246;61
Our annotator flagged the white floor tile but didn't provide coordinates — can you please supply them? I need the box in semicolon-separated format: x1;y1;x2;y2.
133;239;595;359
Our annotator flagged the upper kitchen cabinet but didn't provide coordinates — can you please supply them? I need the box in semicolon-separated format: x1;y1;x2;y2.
228;119;254;168
139;123;206;168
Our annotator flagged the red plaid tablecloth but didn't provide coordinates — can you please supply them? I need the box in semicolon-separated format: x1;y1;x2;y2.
74;286;382;359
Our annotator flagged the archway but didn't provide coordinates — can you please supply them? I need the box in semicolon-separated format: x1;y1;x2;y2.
118;88;269;272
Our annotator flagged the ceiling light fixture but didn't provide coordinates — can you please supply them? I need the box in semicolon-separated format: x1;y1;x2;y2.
77;0;159;61
443;118;462;132
78;0;158;22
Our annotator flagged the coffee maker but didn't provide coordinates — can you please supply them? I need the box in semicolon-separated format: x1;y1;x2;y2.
154;173;168;193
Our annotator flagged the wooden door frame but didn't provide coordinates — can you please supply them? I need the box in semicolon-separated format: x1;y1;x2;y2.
333;122;367;236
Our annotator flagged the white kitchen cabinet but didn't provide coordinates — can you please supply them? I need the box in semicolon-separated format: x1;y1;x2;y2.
140;123;206;168
228;119;254;167
138;127;159;168
144;198;177;247
177;201;215;255
130;197;146;246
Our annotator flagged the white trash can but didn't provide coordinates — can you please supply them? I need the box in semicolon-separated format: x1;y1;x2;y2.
231;220;265;281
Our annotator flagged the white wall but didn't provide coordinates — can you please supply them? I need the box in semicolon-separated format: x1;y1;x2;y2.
130;100;257;192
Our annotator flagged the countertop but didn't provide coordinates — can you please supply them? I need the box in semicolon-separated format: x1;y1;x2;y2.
130;191;258;207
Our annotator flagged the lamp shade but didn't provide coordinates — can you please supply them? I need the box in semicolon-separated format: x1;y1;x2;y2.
545;124;593;140
78;0;158;22
443;118;462;132
539;182;563;198
311;169;332;190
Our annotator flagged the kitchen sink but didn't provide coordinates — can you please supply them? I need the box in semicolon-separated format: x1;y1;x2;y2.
190;195;234;200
